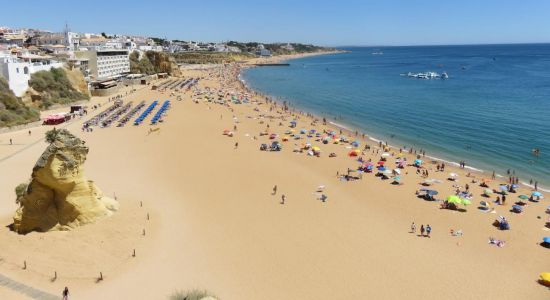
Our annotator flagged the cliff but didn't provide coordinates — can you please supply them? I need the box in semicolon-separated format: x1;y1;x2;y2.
27;67;90;109
0;77;40;127
12;129;118;234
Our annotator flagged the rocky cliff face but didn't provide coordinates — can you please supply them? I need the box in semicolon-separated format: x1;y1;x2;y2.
13;129;118;234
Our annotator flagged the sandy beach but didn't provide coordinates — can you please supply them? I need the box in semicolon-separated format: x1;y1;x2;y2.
0;54;548;299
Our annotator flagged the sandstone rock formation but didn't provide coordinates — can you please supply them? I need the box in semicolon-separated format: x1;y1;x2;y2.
13;129;118;234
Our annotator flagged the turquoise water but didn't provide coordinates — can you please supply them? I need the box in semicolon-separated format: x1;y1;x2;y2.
241;45;550;189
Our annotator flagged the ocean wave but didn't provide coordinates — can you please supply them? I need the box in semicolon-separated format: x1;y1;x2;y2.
328;121;350;131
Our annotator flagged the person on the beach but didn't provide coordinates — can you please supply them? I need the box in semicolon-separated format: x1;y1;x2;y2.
420;225;425;237
234;142;238;149
281;194;285;204
9;138;12;145
273;185;277;195
426;225;432;238
28;130;31;136
62;287;69;300
534;181;538;190
411;222;416;233
492;171;496;179
501;195;506;205
465;183;470;192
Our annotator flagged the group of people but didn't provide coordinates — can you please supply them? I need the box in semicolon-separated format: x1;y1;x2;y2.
411;222;432;238
416;168;429;178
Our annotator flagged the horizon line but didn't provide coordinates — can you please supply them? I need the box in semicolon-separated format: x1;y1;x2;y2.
331;41;550;48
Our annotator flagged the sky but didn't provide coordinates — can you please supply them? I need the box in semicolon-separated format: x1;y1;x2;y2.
3;0;550;46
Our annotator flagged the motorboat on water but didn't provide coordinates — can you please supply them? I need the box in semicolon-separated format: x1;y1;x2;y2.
402;71;449;79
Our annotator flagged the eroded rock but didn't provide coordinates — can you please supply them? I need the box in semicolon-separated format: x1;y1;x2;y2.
12;129;118;234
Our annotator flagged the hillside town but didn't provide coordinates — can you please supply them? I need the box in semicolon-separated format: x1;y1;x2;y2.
0;24;311;99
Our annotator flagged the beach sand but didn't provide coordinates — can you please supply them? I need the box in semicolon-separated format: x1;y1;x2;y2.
0;56;548;299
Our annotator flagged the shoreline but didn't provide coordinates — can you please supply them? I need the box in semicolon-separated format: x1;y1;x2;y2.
238;54;549;192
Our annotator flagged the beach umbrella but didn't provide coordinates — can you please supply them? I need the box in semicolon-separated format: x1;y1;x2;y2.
449;173;458;178
381;153;391;157
290;120;297;125
518;194;529;200
393;168;401;175
351;141;360;147
543;237;550;244
532;191;543;197
447;195;461;204
461;199;472;206
484;189;493;195
312;146;321;152
383;169;393;175
479;201;490;209
377;161;385;165
499;185;508;191
393;176;401;181
426;190;439;196
414;159;422;165
541;273;550;285
511;184;519;188
377;166;386;171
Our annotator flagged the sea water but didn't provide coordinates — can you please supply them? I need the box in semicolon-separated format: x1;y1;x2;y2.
241;44;550;189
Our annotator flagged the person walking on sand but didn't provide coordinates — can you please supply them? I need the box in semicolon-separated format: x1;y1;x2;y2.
62;287;69;300
420;225;425;237
9;138;12;145
411;222;416;234
426;225;432;238
234;142;238;149
281;194;286;205
273;185;277;195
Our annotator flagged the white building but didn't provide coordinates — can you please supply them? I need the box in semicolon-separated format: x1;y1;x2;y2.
75;49;130;80
0;52;63;96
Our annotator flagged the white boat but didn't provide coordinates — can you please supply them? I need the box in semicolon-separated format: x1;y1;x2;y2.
404;71;449;79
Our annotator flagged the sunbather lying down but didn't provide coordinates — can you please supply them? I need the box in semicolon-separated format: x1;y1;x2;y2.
488;237;506;247
450;229;463;236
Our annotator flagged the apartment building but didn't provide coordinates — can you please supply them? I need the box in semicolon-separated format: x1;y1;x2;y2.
75;49;130;80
